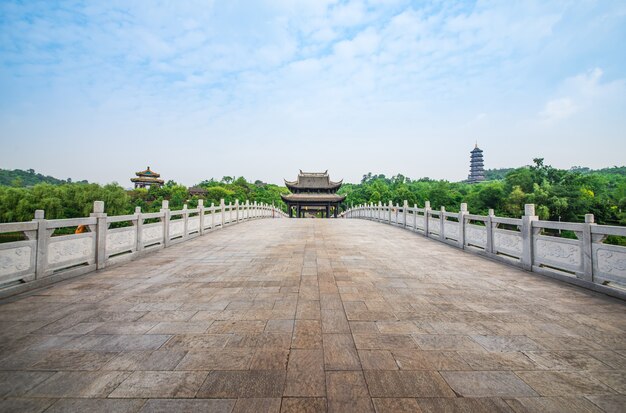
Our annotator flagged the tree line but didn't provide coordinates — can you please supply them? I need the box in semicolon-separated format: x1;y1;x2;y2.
339;159;626;226
1;161;625;228
0;175;288;222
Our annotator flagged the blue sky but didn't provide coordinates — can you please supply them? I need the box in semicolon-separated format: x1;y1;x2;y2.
1;0;625;186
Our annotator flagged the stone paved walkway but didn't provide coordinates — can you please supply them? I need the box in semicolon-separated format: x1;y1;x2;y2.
0;219;625;413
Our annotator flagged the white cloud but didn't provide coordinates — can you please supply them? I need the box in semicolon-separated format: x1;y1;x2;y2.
540;68;626;122
541;97;577;121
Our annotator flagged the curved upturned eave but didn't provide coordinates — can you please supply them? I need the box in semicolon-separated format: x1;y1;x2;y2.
131;177;164;183
284;181;343;192
281;193;346;203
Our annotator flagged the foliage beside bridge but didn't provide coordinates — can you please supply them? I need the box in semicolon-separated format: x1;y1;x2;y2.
339;160;626;227
0;175;289;224
0;161;624;228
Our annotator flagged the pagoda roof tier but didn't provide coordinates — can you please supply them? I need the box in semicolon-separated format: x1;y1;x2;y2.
131;176;164;184
135;166;161;177
471;144;483;153
281;193;346;203
284;170;343;191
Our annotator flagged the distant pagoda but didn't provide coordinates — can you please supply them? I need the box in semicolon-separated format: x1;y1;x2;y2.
281;170;346;218
467;144;485;183
131;166;164;189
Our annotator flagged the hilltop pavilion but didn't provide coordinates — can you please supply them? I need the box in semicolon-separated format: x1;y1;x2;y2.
131;166;164;189
281;170;345;218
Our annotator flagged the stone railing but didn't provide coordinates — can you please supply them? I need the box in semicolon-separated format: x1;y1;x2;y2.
0;199;286;298
343;200;626;300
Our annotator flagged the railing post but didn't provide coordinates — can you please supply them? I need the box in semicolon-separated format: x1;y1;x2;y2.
235;200;240;223
90;200;107;269
403;200;408;228
413;204;417;230
439;206;446;240
161;200;171;247
486;209;495;254
182;204;189;240
582;214;595;282
423;201;431;237
198;200;205;235
33;209;48;280
135;206;144;251
378;201;382;222
388;200;392;224
211;202;215;229
253;201;257;219
245;200;250;220
458;203;468;249
521;204;538;270
220;199;225;227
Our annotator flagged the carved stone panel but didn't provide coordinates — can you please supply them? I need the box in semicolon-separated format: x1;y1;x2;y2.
106;229;136;254
188;218;200;232
170;221;184;237
465;225;487;247
0;245;33;279
415;216;425;230
445;221;459;239
534;238;582;271
142;223;163;243
429;218;440;234
494;230;522;256
595;246;626;285
48;236;94;266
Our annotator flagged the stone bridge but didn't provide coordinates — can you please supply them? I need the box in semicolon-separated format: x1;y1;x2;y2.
0;216;625;412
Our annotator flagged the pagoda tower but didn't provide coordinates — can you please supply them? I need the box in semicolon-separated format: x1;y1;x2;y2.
467;144;485;183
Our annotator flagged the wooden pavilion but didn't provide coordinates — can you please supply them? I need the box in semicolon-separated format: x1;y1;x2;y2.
281;170;346;218
131;166;164;189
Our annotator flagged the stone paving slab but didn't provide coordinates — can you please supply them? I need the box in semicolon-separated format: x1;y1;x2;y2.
0;219;624;412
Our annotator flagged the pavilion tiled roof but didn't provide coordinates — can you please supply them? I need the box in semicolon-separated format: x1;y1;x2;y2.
281;193;346;202
135;166;161;178
284;170;343;191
